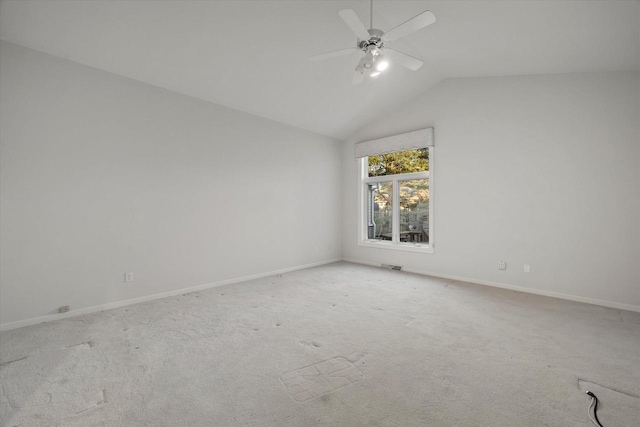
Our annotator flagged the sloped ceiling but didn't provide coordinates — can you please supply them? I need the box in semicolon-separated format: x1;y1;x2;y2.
1;0;638;140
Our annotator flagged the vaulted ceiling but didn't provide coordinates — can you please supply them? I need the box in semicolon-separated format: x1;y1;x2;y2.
1;0;638;139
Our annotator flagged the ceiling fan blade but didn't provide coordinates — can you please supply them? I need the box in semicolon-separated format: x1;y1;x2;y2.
352;72;365;84
338;9;371;41
382;10;436;42
309;48;359;62
386;49;424;71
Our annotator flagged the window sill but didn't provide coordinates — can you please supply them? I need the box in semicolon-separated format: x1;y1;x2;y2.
358;239;434;254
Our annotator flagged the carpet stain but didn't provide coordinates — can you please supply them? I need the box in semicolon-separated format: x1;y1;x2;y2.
346;351;366;363
74;388;107;415
65;341;94;349
280;357;364;403
0;356;28;367
403;316;416;325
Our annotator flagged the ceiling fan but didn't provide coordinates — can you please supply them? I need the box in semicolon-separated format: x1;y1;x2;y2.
309;1;436;84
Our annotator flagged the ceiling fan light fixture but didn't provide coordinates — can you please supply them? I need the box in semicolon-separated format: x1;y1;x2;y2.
375;57;389;71
364;48;376;68
355;46;388;79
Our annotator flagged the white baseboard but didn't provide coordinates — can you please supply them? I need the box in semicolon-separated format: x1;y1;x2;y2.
342;257;640;313
4;256;636;332
0;258;342;332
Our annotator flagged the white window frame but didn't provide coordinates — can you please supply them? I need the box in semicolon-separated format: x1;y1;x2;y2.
357;147;434;254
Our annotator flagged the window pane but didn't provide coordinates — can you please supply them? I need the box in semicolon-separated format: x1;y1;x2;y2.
399;179;429;243
368;148;429;177
367;182;393;240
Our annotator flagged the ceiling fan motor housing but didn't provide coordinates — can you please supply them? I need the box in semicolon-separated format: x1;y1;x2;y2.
358;29;385;51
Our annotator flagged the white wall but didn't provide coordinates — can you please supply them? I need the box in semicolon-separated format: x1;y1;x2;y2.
342;72;640;310
0;41;342;327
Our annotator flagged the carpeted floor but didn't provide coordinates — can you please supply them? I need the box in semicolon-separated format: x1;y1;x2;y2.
1;261;639;426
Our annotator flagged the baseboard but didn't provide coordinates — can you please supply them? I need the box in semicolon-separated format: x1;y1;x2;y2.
342;257;640;313
0;258;342;332
5;256;635;332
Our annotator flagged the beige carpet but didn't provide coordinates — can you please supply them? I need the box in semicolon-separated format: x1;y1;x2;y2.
1;262;638;426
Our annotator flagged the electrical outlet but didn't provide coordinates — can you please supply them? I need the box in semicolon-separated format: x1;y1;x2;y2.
59;305;70;313
125;272;134;282
524;264;531;273
498;261;507;270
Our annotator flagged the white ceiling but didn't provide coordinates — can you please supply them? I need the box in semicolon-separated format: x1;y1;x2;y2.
1;0;638;140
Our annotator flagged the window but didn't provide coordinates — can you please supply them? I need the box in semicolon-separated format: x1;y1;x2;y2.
356;129;433;253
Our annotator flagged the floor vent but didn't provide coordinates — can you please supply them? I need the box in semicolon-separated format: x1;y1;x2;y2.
381;264;402;271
